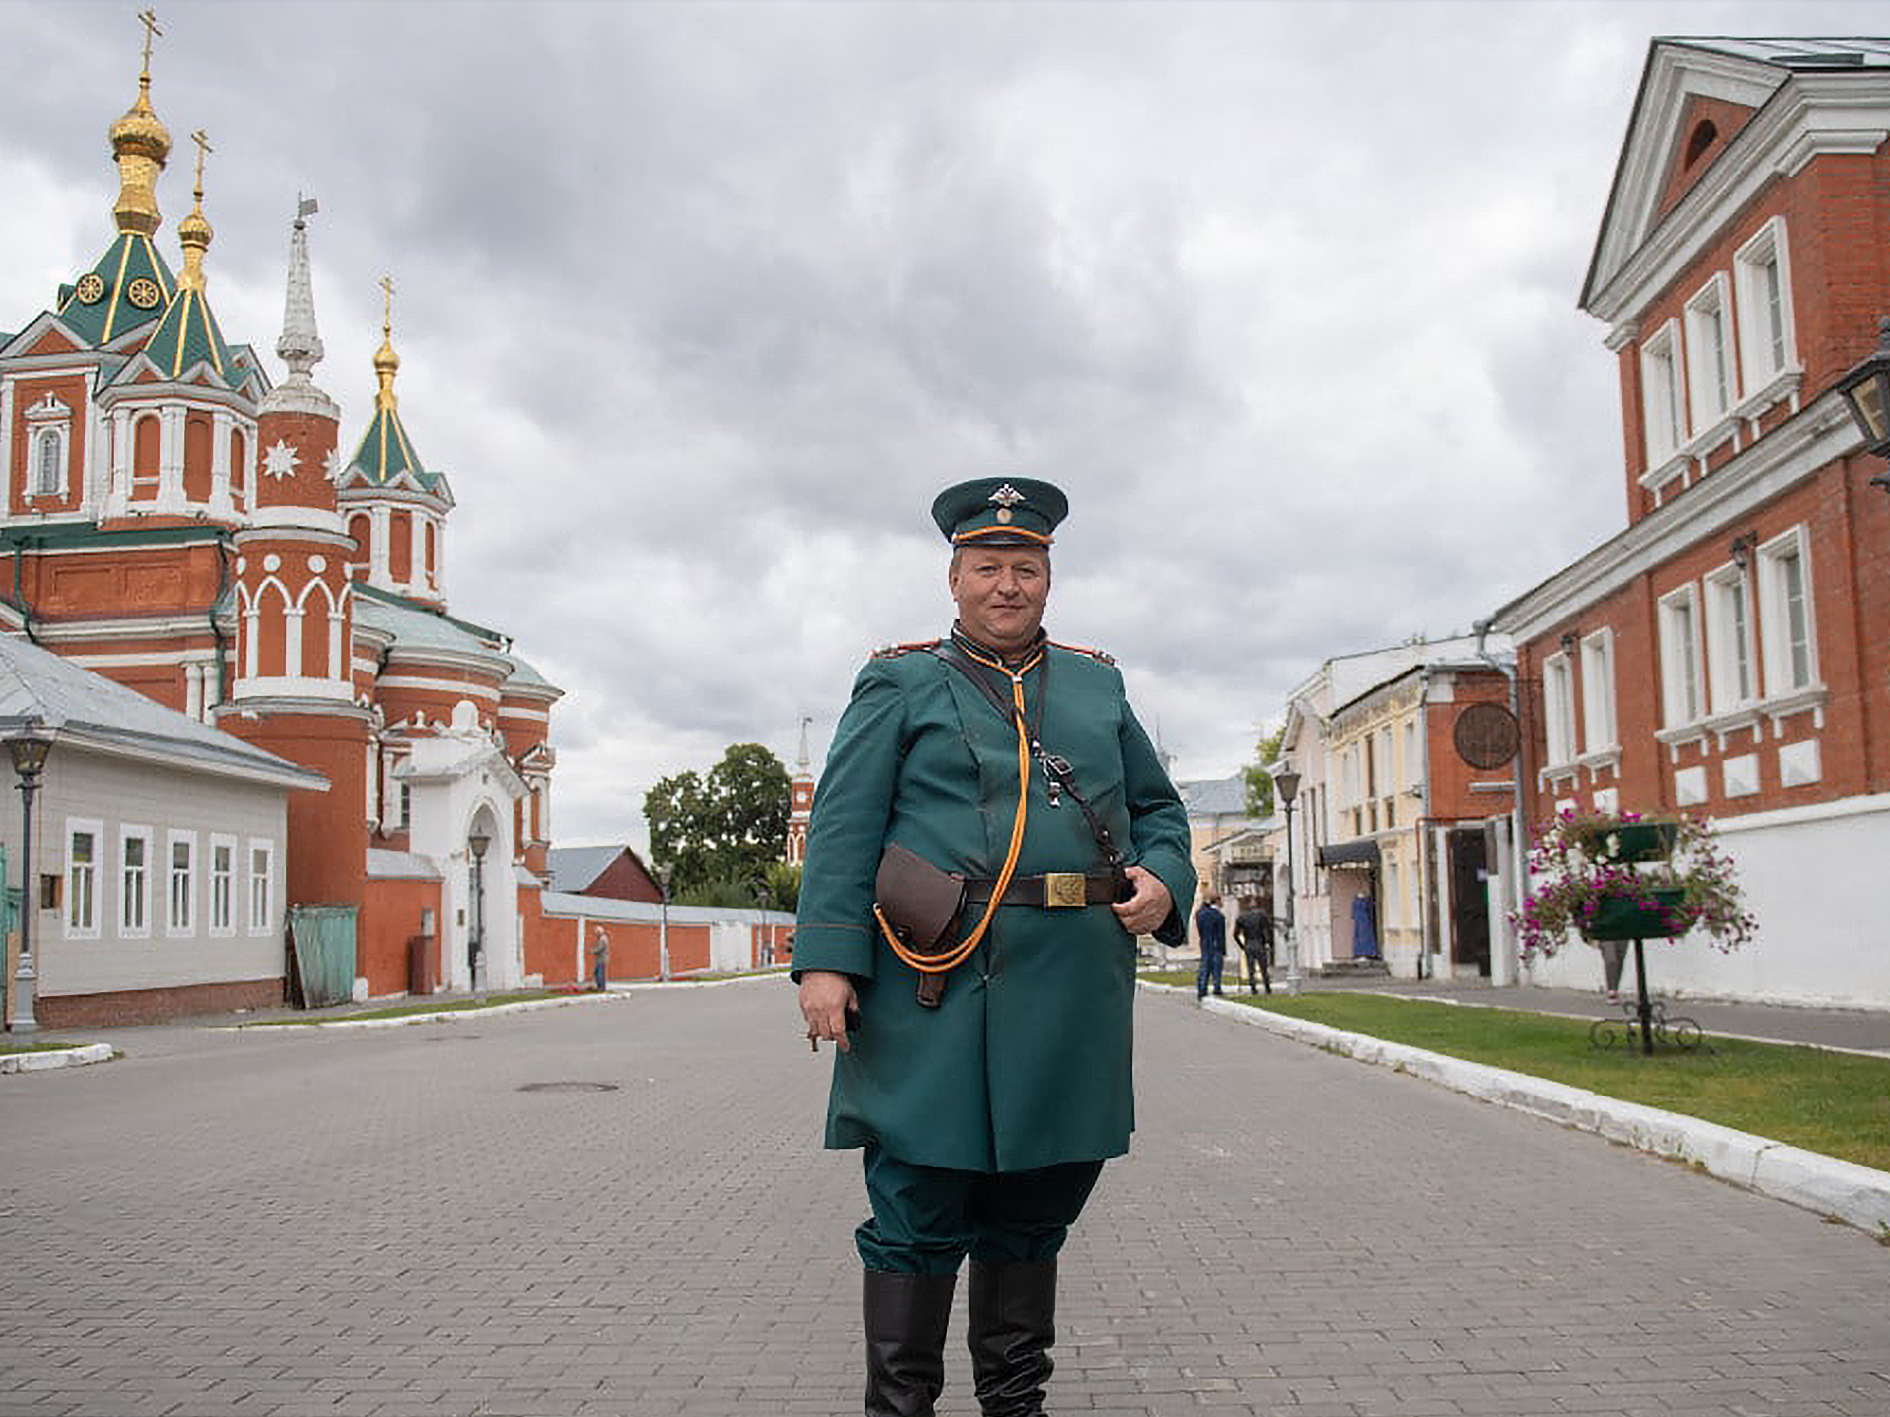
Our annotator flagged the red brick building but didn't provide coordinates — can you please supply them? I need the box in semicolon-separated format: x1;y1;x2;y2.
1492;38;1890;1007
0;35;571;1016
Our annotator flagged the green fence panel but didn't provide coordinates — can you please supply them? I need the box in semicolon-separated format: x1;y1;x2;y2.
288;905;358;1009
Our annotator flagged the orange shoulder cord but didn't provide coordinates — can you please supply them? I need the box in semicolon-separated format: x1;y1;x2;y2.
873;644;1038;975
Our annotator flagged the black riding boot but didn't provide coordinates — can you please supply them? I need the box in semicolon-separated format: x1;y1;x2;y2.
863;1269;957;1417
967;1257;1058;1417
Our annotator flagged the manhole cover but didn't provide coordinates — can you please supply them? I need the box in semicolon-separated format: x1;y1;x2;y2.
516;1081;620;1094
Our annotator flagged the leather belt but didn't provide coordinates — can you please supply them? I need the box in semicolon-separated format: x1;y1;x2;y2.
962;872;1117;909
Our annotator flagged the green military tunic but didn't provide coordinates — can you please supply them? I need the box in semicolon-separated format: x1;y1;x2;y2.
793;634;1193;1173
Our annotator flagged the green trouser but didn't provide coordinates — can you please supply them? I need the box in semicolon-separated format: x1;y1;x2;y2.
854;1143;1104;1276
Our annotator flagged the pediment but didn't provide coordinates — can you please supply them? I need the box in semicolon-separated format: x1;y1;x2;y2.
1582;42;1785;312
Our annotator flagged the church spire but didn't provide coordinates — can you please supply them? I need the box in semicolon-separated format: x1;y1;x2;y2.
275;196;325;384
109;9;171;238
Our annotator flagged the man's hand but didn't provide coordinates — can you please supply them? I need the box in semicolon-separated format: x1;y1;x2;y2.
799;970;858;1053
1111;865;1173;936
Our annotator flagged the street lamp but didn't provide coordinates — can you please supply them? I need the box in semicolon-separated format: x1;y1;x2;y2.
7;722;51;1033
467;829;490;1000
655;866;671;982
1271;762;1302;996
1836;315;1890;492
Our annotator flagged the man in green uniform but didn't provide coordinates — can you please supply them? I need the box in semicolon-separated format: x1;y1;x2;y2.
795;477;1193;1417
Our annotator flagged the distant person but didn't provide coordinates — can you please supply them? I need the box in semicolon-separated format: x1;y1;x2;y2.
1195;895;1226;999
1600;939;1627;1003
1233;896;1274;994
590;926;610;992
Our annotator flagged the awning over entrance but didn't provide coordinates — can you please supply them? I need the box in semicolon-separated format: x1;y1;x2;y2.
1317;839;1381;869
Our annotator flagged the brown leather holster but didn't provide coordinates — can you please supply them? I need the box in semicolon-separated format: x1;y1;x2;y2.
874;844;966;1008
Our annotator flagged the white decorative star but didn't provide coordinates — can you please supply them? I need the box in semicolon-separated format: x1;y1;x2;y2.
263;439;300;480
322;447;344;483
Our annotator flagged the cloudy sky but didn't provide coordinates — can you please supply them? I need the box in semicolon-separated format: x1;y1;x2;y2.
0;0;1879;846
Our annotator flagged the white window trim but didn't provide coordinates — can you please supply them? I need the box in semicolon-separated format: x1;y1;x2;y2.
1733;216;1799;394
1543;652;1577;769
1756;525;1820;699
1684;272;1737;434
1640;318;1687;471
166;829;197;938
247;838;276;937
119;824;153;939
1703;561;1758;715
1657;584;1706;730
208;832;237;938
1578;629;1618;757
63;818;102;941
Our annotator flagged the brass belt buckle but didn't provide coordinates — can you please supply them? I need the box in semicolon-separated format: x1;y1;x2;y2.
1042;872;1087;908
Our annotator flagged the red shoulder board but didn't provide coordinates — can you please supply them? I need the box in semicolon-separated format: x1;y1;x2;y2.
872;638;943;660
1051;640;1116;666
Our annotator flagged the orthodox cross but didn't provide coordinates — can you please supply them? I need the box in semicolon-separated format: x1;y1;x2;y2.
190;129;212;200
380;273;396;333
137;9;162;74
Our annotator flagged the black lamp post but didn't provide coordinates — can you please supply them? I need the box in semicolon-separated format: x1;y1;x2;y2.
467;829;490;1000
7;723;51;1033
1836;316;1890;492
1271;762;1302;996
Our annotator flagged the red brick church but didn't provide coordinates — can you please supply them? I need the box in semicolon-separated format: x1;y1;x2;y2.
0;24;568;1014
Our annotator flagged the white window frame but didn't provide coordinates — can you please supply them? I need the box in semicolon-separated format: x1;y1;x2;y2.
1757;526;1818;696
208;833;237;937
166;829;196;938
1734;216;1797;393
1640;319;1687;469
1703;563;1758;713
1543;652;1576;768
64;818;102;940
119;825;152;938
1684;273;1736;433
247;839;276;936
1579;630;1617;755
1658;585;1706;729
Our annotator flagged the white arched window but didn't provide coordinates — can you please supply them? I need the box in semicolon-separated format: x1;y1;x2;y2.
33;426;65;496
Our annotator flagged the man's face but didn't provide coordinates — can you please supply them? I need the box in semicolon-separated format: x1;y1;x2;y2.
949;546;1051;654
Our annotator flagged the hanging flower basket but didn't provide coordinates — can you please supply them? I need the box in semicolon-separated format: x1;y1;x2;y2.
1579;885;1688;941
1509;811;1756;962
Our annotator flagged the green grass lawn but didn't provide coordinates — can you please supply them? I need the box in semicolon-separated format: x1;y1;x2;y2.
0;1038;90;1057
1142;976;1890;1173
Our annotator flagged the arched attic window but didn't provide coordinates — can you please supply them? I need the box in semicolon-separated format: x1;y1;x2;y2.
1684;119;1718;171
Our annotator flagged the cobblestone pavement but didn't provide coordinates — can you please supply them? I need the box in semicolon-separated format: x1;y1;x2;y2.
2;982;1886;1416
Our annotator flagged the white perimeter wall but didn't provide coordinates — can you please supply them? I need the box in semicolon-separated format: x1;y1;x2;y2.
1520;794;1890;1009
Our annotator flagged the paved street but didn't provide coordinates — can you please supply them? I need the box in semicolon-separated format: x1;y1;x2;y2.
2;982;1887;1417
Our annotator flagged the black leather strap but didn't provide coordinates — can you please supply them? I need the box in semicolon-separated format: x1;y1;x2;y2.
962;873;1119;908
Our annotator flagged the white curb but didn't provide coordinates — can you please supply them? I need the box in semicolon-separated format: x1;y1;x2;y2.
1145;982;1890;1237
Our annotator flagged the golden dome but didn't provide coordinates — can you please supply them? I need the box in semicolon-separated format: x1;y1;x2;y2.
109;85;171;164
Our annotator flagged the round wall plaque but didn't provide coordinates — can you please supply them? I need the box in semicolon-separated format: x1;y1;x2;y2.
1453;701;1519;769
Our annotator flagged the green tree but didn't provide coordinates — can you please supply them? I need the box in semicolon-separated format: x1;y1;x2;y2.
1242;721;1287;817
645;742;792;897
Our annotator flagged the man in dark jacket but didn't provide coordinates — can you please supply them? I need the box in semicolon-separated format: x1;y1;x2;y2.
1233;897;1274;994
795;477;1193;1417
1194;895;1226;999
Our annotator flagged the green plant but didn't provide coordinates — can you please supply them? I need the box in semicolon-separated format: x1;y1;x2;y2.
1511;809;1756;962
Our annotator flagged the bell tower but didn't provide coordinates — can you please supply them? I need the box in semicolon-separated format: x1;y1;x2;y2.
217;199;368;912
